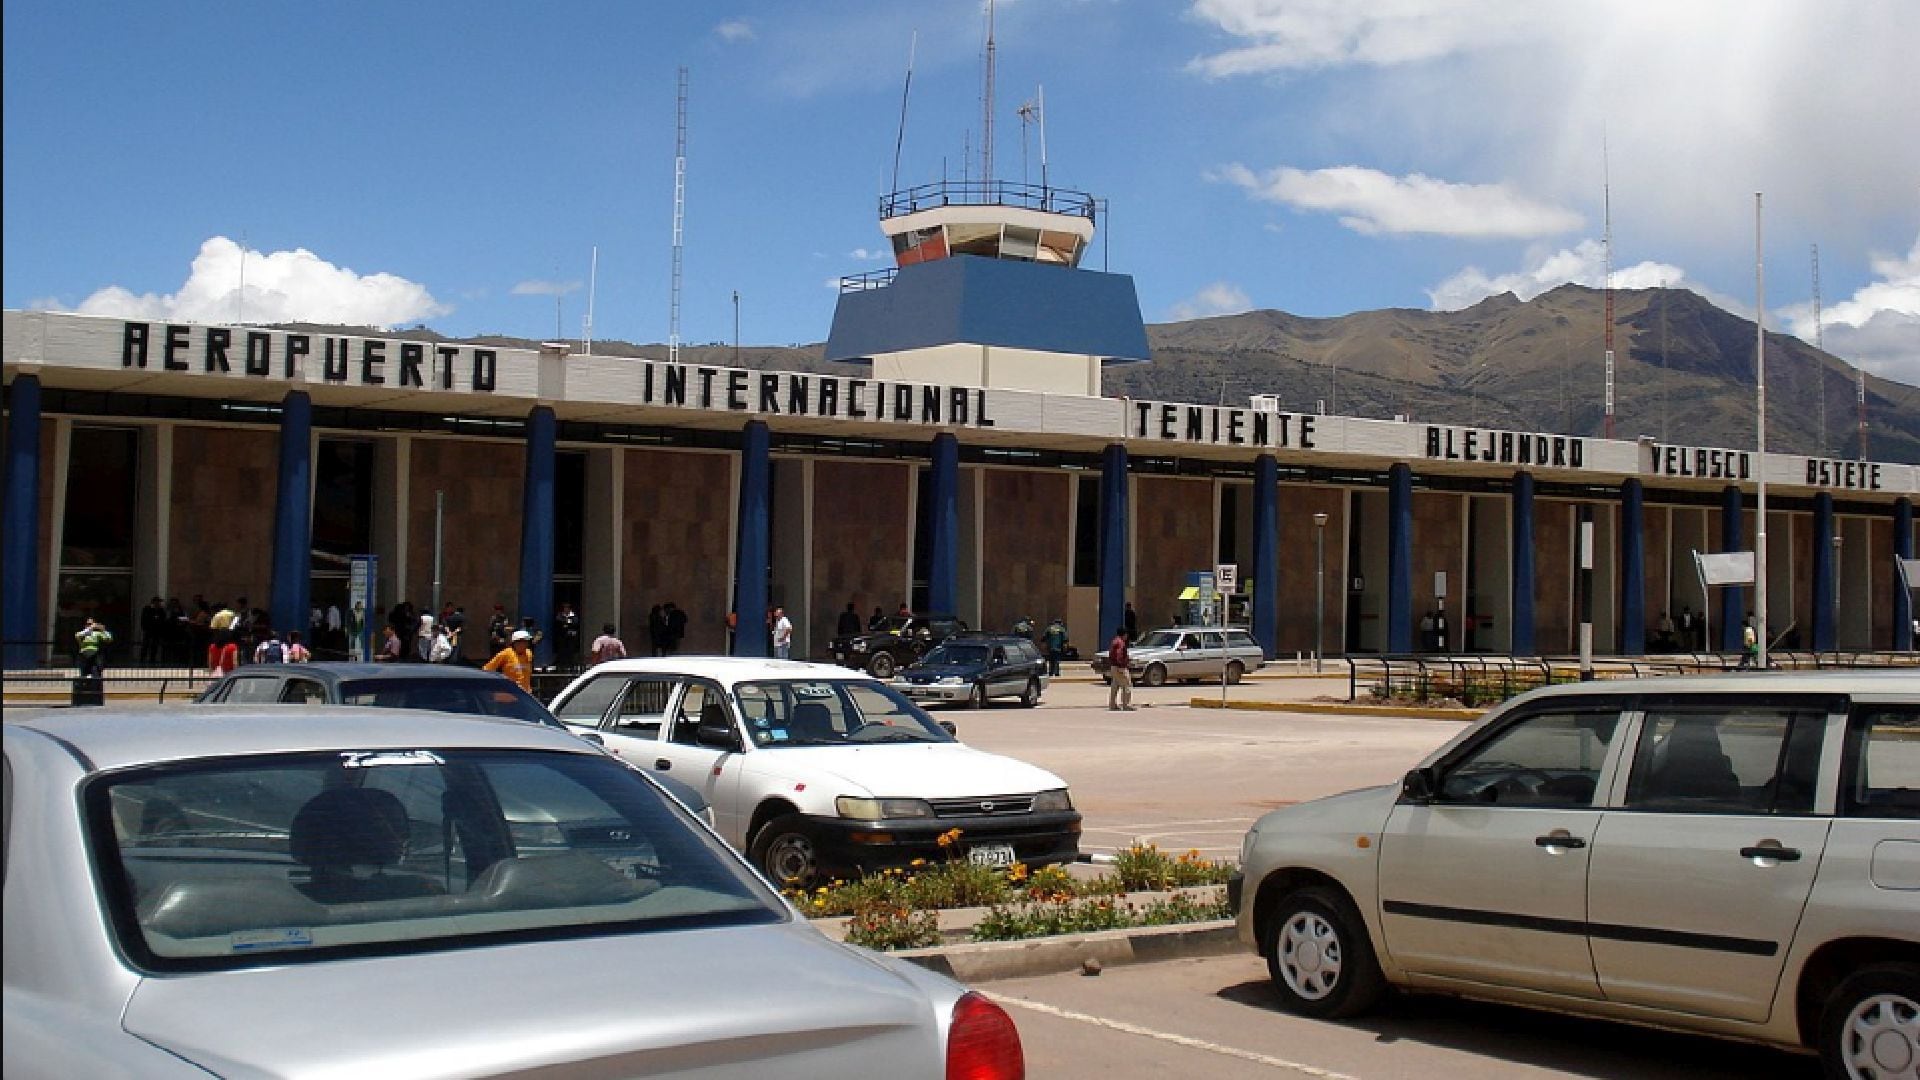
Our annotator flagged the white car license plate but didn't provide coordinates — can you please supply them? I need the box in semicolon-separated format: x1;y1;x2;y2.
968;844;1016;868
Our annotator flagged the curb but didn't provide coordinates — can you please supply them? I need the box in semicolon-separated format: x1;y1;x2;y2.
890;919;1242;983
1187;698;1483;721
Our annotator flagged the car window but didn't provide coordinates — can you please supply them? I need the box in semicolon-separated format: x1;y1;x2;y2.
608;677;676;739
338;679;562;729
552;675;626;726
1624;704;1827;814
923;644;990;666
1200;632;1225;650
667;681;727;747
90;749;780;973
279;679;327;705
1226;631;1258;651
1841;706;1920;819
221;676;286;704
1439;708;1620;807
990;647;1008;665
1015;641;1041;664
1137;631;1179;649
733;679;953;747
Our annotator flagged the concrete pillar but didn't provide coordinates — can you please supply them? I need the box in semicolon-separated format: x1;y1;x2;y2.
731;421;771;657
927;433;959;617
1619;479;1645;654
3;374;42;669
1251;454;1279;659
1098;443;1130;647
1512;471;1536;656
1720;485;1745;651
1387;463;1413;654
1896;498;1914;651
518;406;556;667
268;391;314;644
1813;493;1836;652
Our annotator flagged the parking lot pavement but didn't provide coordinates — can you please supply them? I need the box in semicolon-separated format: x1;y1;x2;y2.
987;953;1814;1079
941;674;1469;860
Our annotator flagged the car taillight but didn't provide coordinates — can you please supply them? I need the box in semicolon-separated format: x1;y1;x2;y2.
946;991;1024;1080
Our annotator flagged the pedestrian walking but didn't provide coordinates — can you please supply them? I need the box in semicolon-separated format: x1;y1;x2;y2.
74;617;113;680
1106;626;1134;711
140;596;167;665
488;604;512;655
1124;601;1139;643
836;602;861;639
375;625;403;663
484;629;537;693
649;604;670;657
665;602;687;655
285;631;312;663
553;601;583;671
253;630;288;664
1737;616;1759;669
869;606;887;631
772;606;794;659
590;624;627;664
415;614;438;663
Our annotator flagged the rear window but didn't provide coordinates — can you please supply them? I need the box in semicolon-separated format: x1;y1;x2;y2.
90;749;781;973
339;678;561;729
1843;706;1920;819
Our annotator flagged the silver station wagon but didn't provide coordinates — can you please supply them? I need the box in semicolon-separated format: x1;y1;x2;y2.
1094;626;1266;686
1231;672;1918;1078
3;706;1026;1079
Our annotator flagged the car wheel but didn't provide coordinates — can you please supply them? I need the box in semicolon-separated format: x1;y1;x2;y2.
1262;886;1387;1019
1143;663;1168;687
868;652;897;679
750;815;822;890
1819;962;1919;1080
1019;678;1040;707
970;682;990;710
1226;660;1245;685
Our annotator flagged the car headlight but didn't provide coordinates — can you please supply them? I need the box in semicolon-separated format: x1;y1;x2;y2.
1030;789;1073;813
938;676;966;685
851;641;869;652
836;796;934;820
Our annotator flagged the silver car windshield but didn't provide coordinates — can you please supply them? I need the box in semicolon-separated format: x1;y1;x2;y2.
90;749;782;972
733;679;954;747
1137;631;1182;649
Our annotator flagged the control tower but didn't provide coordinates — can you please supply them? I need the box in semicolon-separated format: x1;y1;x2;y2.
825;179;1150;395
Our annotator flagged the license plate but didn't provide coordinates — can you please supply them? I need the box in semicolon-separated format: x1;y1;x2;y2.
968;843;1016;868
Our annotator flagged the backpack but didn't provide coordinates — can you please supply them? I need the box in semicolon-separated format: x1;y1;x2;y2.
260;640;286;664
430;634;454;663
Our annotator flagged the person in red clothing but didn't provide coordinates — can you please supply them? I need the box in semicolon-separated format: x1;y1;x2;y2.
484;629;536;692
1106;626;1134;711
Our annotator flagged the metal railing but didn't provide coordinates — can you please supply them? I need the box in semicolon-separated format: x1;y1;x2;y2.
880;180;1098;221
1343;648;1919;706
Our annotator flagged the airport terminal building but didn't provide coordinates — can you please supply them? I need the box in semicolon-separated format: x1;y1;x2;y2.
4;182;1915;667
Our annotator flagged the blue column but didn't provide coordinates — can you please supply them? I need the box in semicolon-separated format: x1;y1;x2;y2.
1720;485;1745;651
1098;443;1129;648
1512;471;1536;656
1387;463;1413;654
1251;455;1279;659
518;406;556;668
1620;480;1645;654
1896;497;1914;651
3;374;43;669
1812;493;1836;652
926;433;959;617
268;391;313;645
731;421;771;657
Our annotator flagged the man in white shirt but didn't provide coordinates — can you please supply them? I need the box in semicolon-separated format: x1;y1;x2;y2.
772;607;794;660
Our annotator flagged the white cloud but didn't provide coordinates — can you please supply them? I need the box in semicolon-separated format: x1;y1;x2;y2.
1426;239;1687;310
65;237;447;329
1782;234;1920;388
849;248;889;262
1169;281;1252;321
1217;164;1581;240
715;19;754;43
1187;0;1549;77
511;279;581;297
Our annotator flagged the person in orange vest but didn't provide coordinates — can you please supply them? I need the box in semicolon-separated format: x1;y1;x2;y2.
484;629;536;692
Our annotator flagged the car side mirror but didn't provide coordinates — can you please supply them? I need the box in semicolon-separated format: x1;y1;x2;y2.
1401;766;1439;804
939;720;958;736
695;717;742;752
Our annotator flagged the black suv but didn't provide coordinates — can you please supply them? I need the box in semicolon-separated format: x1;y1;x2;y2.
890;633;1048;709
830;613;968;678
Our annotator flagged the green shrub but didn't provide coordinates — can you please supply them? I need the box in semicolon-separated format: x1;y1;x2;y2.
843;898;941;951
1112;842;1235;891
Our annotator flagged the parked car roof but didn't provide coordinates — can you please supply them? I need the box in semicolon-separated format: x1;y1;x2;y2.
577;655;883;684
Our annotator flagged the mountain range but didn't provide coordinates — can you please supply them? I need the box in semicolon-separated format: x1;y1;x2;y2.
360;283;1920;464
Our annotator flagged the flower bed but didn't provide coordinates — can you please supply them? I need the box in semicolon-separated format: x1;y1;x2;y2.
790;838;1236;951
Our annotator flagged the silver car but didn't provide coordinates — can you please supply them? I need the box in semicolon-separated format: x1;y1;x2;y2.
3;706;1027;1079
1100;626;1266;686
1231;672;1919;1077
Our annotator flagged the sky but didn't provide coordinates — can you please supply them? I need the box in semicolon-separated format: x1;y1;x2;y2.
4;1;1917;387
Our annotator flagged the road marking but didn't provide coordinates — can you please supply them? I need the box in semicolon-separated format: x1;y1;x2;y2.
987;994;1362;1079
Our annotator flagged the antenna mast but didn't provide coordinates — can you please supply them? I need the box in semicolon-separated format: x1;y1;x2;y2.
1602;142;1615;439
670;66;688;366
1810;244;1825;453
583;246;597;356
1858;369;1869;460
890;32;917;194
981;0;995;186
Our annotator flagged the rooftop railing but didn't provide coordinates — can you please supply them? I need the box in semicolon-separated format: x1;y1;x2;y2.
880;180;1098;221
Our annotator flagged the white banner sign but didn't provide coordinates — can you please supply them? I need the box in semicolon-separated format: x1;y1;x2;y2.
1694;551;1756;586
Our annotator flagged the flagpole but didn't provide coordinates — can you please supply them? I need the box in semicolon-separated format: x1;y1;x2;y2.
1754;193;1769;669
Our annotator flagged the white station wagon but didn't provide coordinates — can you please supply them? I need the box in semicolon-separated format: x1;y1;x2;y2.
548;657;1082;888
1232;672;1919;1078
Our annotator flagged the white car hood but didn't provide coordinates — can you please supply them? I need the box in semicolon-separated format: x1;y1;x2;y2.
773;742;1066;799
122;920;954;1079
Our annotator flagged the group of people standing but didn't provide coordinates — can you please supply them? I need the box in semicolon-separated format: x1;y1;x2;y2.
646;603;689;657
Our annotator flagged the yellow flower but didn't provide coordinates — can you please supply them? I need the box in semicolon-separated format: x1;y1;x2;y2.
910;858;927;867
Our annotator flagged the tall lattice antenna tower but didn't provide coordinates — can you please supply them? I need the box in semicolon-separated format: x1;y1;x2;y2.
669;66;688;366
583;245;598;356
1810;244;1826;453
1601;142;1616;439
980;0;996;186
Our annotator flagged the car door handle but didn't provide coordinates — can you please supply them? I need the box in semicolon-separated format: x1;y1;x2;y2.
654;759;672;771
1740;845;1801;862
1535;834;1587;849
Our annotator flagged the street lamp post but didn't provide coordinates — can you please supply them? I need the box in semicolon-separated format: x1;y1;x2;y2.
1313;512;1329;673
